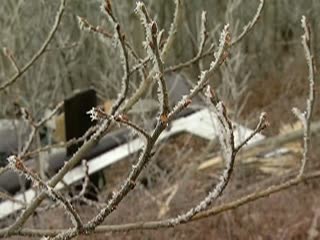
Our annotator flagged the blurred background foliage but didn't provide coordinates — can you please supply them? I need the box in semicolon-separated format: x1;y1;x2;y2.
0;0;319;119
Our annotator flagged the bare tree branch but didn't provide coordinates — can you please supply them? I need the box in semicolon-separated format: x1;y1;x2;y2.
292;16;316;178
231;0;265;46
0;0;66;92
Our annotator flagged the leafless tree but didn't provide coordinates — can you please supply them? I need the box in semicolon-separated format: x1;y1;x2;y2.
0;0;318;239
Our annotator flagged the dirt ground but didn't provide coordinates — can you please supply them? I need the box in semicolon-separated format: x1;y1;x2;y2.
4;62;320;240
9;133;319;240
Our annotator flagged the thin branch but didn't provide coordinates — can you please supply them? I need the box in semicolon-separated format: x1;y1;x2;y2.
148;21;170;118
292;16;316;178
36;101;63;127
164;10;211;74
77;15;141;63
101;1;130;115
18;101;64;157
23;125;98;159
129;56;150;76
20;127;36;157
160;0;183;60
120;76;152;113
3;48;20;74
168;24;230;120
163;9;212;73
114;114;151;141
6;156;83;231
119;2;155;114
164;44;215;73
231;0;264;46
0;0;66;92
77;16;112;38
234;112;268;153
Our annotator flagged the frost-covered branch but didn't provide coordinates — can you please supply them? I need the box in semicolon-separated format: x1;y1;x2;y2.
292;16;316;178
100;0;130;115
0;0;66;92
231;0;265;46
6;156;83;231
160;0;184;60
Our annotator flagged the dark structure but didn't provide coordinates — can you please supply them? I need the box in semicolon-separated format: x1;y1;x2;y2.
64;89;97;156
64;89;104;200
